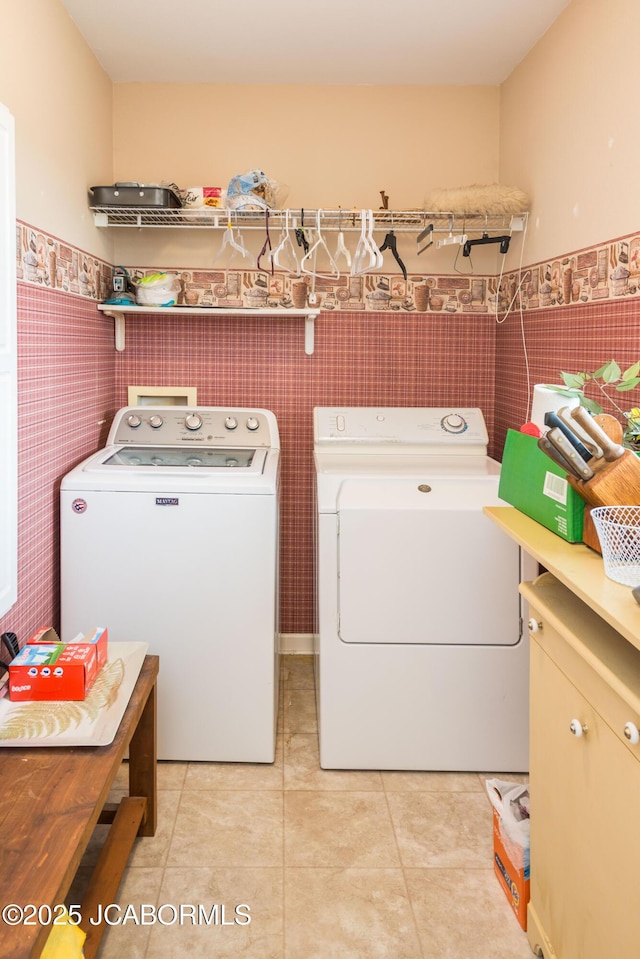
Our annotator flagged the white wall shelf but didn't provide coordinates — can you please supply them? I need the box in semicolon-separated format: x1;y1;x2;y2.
98;304;321;354
91;206;527;237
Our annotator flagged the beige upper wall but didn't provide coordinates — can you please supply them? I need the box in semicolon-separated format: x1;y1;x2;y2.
500;0;639;265
111;83;501;271
113;84;499;210
0;0;113;260
1;0;635;272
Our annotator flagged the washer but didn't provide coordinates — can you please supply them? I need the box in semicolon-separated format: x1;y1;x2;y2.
314;406;532;772
61;406;280;763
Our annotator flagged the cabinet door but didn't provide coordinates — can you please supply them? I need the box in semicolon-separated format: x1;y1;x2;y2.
530;639;640;959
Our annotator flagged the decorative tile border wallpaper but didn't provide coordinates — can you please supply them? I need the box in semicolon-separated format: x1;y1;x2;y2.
496;236;640;313
16;220;640;315
16;222;112;300
126;267;492;315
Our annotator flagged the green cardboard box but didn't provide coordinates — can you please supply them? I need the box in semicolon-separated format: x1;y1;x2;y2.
498;429;585;542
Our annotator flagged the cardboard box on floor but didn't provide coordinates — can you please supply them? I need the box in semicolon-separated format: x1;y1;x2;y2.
487;778;530;931
492;807;530;930
498;429;585;542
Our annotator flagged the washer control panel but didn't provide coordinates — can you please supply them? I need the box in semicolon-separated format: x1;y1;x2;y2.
108;407;279;448
314;407;489;452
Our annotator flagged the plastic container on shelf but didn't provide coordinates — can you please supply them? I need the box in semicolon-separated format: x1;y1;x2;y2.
135;272;180;307
591;505;640;585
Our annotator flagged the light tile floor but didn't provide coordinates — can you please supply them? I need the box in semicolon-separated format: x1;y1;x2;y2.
76;655;533;958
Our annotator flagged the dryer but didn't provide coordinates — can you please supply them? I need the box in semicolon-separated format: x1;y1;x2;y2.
61;406;280;763
314;406;532;771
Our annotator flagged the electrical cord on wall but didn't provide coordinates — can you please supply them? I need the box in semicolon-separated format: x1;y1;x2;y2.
493;217;534;424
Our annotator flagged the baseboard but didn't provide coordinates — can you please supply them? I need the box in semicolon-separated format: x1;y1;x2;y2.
279;633;315;654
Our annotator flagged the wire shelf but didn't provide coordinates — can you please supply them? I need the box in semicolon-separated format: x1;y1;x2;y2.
91;206;527;236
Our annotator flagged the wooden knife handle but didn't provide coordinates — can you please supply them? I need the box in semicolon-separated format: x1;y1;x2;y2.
570;406;625;461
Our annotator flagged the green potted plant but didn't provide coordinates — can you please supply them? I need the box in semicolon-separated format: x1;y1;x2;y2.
546;360;640;450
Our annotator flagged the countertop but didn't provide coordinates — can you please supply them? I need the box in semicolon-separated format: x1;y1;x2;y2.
484;507;640;653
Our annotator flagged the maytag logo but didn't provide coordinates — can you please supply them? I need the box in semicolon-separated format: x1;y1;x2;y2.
156;497;179;506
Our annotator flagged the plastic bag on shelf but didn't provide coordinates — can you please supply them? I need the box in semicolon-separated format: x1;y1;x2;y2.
225;169;287;211
135;272;181;307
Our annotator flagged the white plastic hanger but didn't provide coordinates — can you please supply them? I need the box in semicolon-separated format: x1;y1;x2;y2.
351;210;382;275
300;210;340;279
436;216;468;249
272;209;301;275
351;210;372;275
334;211;352;269
215;212;252;266
367;209;384;268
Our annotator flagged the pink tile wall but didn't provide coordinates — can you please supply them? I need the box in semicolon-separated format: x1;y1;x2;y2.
494;298;640;453
114;310;497;634
7;224;640;652
0;284;116;654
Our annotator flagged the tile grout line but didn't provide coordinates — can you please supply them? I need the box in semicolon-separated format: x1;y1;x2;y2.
381;781;427;959
143;780;186;959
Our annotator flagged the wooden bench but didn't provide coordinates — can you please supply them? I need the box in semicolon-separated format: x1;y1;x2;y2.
0;654;158;959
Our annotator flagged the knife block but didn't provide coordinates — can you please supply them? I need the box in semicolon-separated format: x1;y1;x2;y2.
581;509;602;553
567;449;640;552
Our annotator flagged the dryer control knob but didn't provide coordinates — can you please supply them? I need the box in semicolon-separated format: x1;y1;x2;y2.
441;413;467;433
185;413;203;431
246;417;260;431
126;414;142;429
148;415;163;429
225;416;238;430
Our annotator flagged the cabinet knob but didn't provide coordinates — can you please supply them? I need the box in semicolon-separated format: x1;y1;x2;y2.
569;719;588;738
623;722;640;744
528;618;543;633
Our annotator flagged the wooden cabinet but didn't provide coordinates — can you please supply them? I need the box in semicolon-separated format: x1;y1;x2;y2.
522;573;640;959
483;509;640;959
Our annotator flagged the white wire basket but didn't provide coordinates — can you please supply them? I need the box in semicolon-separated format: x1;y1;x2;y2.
590;506;640;586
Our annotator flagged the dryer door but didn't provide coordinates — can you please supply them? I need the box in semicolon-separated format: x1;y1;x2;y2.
337;477;520;645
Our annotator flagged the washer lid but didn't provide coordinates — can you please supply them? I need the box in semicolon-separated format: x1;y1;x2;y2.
61;446;279;494
102;446;262;470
